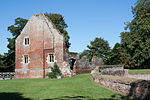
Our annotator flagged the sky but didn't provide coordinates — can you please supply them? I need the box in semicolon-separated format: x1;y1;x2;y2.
0;0;136;54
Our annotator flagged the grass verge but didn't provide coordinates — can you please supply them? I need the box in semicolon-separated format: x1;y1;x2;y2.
128;69;150;74
0;74;128;100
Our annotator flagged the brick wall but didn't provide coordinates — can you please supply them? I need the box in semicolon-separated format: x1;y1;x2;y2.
15;14;71;79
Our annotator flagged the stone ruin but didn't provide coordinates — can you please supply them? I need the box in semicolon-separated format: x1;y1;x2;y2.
72;56;103;75
90;57;150;100
15;13;126;79
15;14;104;79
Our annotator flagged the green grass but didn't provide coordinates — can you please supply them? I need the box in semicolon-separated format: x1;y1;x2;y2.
128;69;150;74
0;74;128;100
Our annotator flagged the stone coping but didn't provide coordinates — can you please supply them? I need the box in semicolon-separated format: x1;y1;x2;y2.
98;75;141;84
102;65;123;68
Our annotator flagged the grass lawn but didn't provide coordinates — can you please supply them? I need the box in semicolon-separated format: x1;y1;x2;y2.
128;69;150;74
0;74;128;100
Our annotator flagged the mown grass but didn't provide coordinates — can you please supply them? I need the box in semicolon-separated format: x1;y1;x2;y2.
128;69;150;74
0;74;128;100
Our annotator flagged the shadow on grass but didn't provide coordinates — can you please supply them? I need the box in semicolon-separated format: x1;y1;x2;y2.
44;96;88;100
44;94;133;100
100;94;133;100
0;92;31;100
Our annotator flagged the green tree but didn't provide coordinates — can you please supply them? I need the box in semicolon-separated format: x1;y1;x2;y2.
46;63;62;78
45;13;71;52
0;54;7;72
79;50;90;59
4;18;28;72
108;43;121;65
120;0;150;68
81;37;111;64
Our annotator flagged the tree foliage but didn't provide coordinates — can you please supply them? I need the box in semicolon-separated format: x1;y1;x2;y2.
108;43;122;65
46;63;62;78
79;50;90;59
80;37;111;64
120;0;150;68
1;18;28;72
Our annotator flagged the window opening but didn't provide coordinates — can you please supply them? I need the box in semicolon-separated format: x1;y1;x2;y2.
24;55;29;63
25;38;29;45
49;54;54;62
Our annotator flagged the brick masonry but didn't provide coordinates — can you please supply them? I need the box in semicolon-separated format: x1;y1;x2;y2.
15;14;72;79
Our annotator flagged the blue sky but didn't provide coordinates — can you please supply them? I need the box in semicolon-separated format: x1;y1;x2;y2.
0;0;136;54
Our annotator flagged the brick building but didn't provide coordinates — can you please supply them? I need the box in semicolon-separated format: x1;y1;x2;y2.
15;14;73;79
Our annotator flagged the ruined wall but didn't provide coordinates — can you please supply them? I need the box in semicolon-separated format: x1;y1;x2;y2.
91;74;150;100
125;72;150;80
73;56;102;74
100;65;126;76
73;56;91;74
15;15;45;79
42;15;71;77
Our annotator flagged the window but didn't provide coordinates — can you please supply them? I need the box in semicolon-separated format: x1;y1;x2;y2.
25;38;29;45
24;55;29;63
49;54;54;62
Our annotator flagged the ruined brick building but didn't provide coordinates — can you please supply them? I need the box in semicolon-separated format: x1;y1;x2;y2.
15;14;75;79
15;14;94;79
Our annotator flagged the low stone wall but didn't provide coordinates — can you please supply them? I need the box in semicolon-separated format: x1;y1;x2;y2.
91;74;150;100
124;70;150;80
0;72;15;80
126;74;150;80
100;65;126;76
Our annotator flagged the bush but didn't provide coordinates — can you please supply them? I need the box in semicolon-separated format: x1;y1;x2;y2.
46;63;62;78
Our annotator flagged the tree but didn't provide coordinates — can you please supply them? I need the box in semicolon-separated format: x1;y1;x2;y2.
120;0;150;68
79;50;90;59
108;43;121;65
80;37;111;64
46;63;62;78
0;54;7;72
45;13;71;52
4;18;28;72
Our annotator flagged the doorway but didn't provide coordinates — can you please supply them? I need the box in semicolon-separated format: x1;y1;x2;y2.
69;58;76;70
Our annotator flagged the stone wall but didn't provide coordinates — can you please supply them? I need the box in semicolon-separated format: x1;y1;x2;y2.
0;72;15;80
73;56;103;75
91;74;150;100
126;73;150;80
100;65;126;76
73;56;91;74
72;55;127;76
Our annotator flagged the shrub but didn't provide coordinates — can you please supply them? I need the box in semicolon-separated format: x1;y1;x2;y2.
46;63;62;78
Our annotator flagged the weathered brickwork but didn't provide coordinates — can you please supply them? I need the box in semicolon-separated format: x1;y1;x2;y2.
15;14;71;79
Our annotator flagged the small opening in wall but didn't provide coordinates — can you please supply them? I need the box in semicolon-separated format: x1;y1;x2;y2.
69;58;76;70
25;38;29;45
49;54;54;62
24;55;29;63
